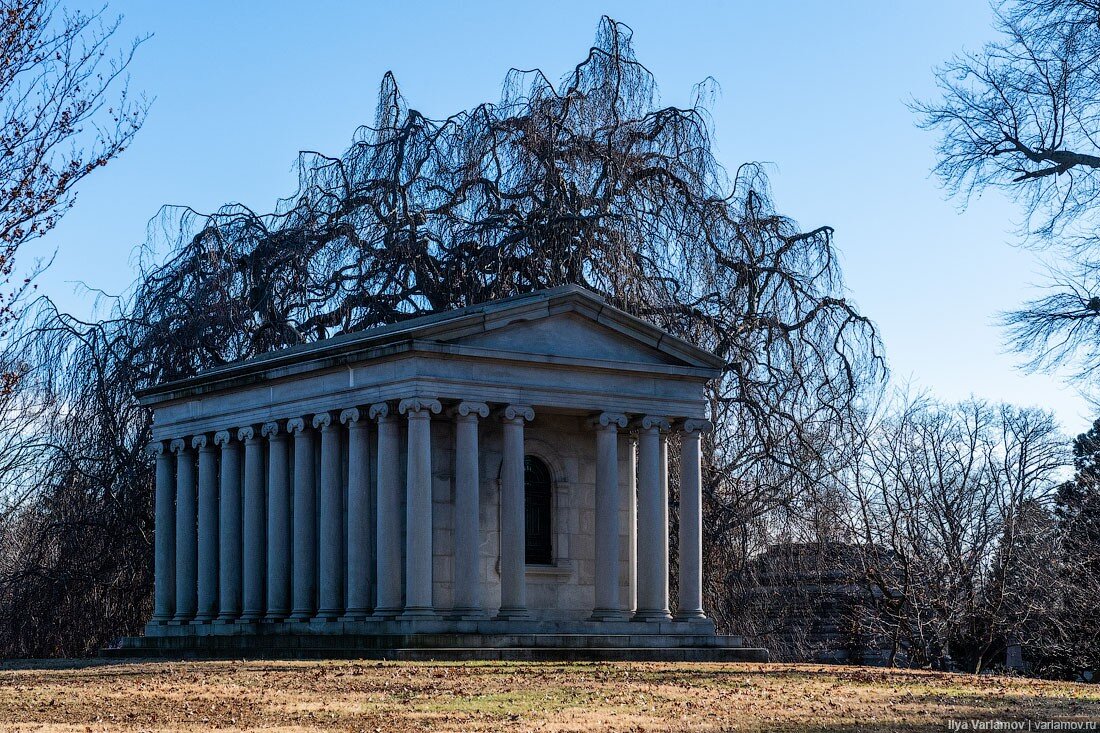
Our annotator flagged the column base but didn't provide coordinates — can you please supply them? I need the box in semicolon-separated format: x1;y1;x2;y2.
192;615;216;624
238;612;264;623
589;608;629;622
144;619;171;635
148;616;172;626
495;607;533;621
398;607;437;620
264;610;290;623
632;609;672;622
312;609;342;622
213;615;239;625
371;606;401;620
339;608;373;622
287;611;314;623
673;610;708;622
169;616;194;625
449;607;487;621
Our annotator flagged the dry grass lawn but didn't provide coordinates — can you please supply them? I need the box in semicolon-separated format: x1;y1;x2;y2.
0;660;1097;732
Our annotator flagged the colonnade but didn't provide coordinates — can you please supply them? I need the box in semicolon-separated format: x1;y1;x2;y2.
148;399;710;625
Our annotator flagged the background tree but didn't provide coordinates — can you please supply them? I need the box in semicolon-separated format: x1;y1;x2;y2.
710;394;1070;672
0;0;144;656
1041;419;1100;677
840;397;1065;672
918;0;1100;385
0;0;145;332
986;497;1060;673
0;16;883;656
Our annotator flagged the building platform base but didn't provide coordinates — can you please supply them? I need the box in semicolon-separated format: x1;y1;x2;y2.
105;620;768;662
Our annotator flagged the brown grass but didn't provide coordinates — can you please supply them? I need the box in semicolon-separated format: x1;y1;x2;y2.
0;660;1097;732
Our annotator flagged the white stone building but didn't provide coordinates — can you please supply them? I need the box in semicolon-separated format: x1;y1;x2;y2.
124;286;763;659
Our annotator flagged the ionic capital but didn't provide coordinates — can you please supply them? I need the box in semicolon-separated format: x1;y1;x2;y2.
146;440;168;457
681;418;714;436
261;421;281;439
213;430;233;447
191;434;209;451
237;426;256;442
169;438;187;455
339;407;362;426
399;397;442;416
449;401;490;420
312;412;333;430
499;404;535;423
368;402;391;421
286;417;306;435
633;415;670;432
588;412;628;430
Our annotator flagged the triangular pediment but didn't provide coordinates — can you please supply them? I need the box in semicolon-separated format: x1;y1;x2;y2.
443;312;688;366
138;285;723;404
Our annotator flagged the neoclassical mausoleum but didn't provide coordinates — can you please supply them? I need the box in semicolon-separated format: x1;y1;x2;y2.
119;286;764;660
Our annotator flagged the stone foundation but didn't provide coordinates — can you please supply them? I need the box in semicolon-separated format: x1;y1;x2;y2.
111;620;765;662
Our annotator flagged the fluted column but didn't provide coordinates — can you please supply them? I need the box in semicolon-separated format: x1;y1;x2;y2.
315;412;343;621
451;401;489;619
342;408;372;621
289;417;317;621
215;430;241;622
263;421;291;620
399;397;441;619
371;403;402;617
171;438;197;623
367;422;379;611
497;404;534;620
622;432;638;615
240;427;266;621
194;434;219;622
149;441;175;625
635;415;671;621
590;412;628;621
676;419;711;622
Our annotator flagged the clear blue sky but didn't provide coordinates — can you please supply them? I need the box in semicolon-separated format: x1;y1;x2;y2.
35;0;1091;434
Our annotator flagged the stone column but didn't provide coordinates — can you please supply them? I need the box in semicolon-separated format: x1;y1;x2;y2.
315;412;343;621
398;397;441;619
622;432;638;615
497;404;534;620
171;438;197;623
288;417;317;621
342;408;372;621
215;430;241;622
149;441;175;625
263;421;291;620
676;419;711;622
367;423;379;611
194;434;219;622
590;412;628;621
240;426;266;621
371;403;402;617
450;401;489;619
634;415;671;621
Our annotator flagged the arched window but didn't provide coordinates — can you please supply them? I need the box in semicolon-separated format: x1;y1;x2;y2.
524;455;553;565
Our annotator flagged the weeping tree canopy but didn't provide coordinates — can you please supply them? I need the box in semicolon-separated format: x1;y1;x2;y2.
3;16;882;654
122;17;881;469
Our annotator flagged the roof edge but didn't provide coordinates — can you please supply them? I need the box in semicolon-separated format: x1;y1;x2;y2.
137;285;726;403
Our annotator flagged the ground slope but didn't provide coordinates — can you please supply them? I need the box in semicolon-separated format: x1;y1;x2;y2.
0;660;1097;732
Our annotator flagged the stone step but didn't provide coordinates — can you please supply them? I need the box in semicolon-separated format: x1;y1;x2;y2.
116;632;746;651
103;644;769;663
106;632;764;662
145;619;721;637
